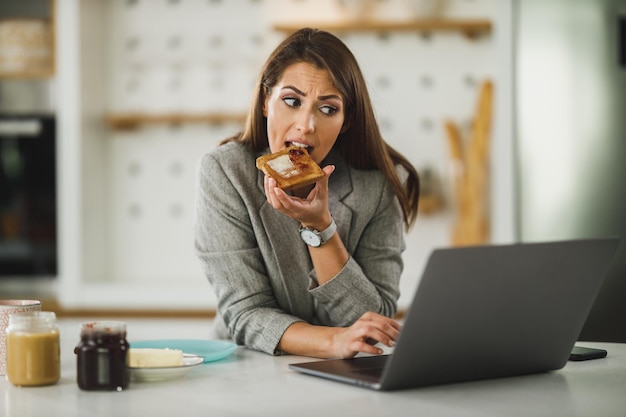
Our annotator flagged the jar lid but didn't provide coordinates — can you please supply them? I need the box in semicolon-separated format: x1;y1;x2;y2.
8;311;56;326
0;299;41;308
80;321;127;335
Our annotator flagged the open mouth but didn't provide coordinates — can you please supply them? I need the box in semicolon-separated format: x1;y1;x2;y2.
287;142;313;153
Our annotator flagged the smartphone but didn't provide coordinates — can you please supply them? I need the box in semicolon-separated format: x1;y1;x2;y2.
569;346;608;361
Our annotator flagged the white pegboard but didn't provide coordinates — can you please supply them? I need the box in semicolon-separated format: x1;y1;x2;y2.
106;0;267;113
106;125;230;283
72;0;498;308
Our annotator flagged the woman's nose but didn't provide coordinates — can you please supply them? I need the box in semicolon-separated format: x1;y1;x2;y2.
296;110;315;134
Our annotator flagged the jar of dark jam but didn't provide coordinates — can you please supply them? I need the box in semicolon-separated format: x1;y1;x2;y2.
74;321;129;391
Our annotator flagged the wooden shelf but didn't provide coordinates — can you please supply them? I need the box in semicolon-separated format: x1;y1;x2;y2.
273;18;492;39
104;112;247;130
0;68;55;79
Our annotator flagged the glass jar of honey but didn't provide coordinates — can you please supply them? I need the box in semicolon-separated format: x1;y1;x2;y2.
6;311;60;386
74;321;129;391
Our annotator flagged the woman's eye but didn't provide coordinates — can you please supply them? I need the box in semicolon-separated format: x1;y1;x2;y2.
283;97;300;107
320;105;338;116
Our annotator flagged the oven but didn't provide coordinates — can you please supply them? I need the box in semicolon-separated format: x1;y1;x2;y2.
0;113;56;277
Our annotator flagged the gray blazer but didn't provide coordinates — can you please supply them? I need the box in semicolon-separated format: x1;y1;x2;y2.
194;142;405;355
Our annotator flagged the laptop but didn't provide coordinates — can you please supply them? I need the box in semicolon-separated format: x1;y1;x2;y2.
289;237;620;391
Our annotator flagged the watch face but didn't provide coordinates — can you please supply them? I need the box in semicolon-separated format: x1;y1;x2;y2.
300;229;321;247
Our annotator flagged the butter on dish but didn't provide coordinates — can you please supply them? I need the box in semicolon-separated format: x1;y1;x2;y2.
128;348;184;368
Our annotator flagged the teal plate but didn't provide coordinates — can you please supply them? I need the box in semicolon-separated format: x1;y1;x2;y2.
130;339;237;363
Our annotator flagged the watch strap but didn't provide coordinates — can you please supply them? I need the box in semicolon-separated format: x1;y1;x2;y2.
299;218;337;246
318;218;337;244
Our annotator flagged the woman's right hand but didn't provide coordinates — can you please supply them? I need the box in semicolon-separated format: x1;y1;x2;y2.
263;165;335;229
330;312;402;359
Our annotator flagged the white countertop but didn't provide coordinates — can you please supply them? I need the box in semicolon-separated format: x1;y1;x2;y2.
2;318;626;417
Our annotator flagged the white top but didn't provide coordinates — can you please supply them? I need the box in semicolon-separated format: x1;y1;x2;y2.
2;318;626;417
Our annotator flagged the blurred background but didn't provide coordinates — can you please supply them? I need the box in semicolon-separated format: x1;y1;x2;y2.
0;0;624;342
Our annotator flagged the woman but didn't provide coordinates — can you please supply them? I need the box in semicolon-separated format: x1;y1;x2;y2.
194;28;420;359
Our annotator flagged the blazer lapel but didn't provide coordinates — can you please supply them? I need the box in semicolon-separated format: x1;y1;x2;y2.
259;203;314;319
324;149;354;251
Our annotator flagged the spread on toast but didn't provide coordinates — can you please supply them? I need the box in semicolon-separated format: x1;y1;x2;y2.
256;146;324;190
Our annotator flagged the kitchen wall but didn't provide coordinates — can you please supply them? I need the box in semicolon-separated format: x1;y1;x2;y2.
516;0;626;342
51;0;514;310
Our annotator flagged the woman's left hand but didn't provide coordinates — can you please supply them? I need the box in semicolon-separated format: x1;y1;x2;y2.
329;312;402;358
277;312;402;359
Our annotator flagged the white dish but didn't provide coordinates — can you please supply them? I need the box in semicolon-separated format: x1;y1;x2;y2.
130;339;237;363
128;354;203;382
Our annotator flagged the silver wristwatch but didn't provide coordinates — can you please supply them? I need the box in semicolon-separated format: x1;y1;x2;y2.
299;218;337;248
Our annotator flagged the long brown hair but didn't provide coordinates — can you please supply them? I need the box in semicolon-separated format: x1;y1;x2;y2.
222;28;420;230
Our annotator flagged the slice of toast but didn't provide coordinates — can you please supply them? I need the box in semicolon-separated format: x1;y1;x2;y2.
256;146;324;191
